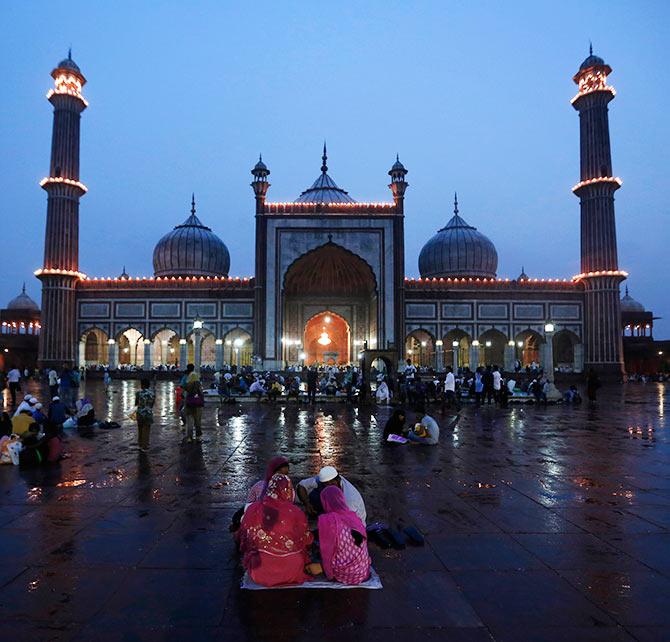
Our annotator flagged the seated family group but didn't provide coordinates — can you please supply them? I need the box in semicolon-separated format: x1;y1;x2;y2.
236;457;371;587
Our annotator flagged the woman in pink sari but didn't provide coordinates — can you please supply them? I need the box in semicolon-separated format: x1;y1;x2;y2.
239;473;312;587
246;456;289;504
311;485;371;584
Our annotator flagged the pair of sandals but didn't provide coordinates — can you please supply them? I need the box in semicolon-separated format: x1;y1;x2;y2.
366;522;424;549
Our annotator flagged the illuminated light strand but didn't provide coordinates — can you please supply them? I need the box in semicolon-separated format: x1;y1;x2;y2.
82;275;254;285
572;176;622;193
46;88;89;107
34;268;87;280
265;202;394;208
570;85;616;105
40;177;88;192
403;276;576;285
572;270;628;281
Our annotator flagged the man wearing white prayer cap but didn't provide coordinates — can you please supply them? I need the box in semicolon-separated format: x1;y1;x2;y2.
297;465;366;524
14;395;35;417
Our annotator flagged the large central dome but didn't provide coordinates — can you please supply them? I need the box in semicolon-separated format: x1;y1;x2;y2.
418;195;498;279
153;197;230;278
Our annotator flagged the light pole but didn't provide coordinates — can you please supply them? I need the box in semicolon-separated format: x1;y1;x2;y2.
233;337;244;368
435;339;444;372
179;338;187;369
143;339;151;370
215;339;223;371
193;317;203;373
107;339;117;369
543;322;555;381
452;340;459;372
504;340;515;372
470;340;480;370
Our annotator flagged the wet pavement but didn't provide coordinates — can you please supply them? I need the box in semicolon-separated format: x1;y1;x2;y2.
1;380;669;641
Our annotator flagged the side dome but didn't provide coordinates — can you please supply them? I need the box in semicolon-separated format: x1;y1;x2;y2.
153;197;230;278
418;196;498;279
620;287;645;313
7;285;39;312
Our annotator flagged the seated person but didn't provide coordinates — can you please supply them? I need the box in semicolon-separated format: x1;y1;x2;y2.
32;403;47;427
268;380;283;401
0;412;12;438
375;378;390;404
238;474;312;587
287;377;301;400
48;396;68;429
306;486;371;585
507;378;517;394
297;466;367;524
405;406;440;445
11;409;38;437
75;398;96;426
246;456;290;504
249;378;265;399
14;395;35;417
383;408;406;441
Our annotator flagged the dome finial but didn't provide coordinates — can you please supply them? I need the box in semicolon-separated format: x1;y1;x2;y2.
589;41;593;56
191;193;196;216
68;46;72;60
625;285;629;296
22;282;26;294
454;192;459;215
321;141;328;173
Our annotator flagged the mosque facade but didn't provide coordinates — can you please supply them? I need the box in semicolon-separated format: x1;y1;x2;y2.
35;50;639;378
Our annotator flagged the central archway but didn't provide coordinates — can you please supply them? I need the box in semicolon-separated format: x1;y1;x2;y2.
304;311;350;365
282;243;377;365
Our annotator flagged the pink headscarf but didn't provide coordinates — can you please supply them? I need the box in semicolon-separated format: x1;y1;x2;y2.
240;474;308;570
317;485;366;580
246;455;290;503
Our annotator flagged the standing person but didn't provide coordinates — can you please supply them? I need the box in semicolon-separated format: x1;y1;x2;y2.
586;369;601;402
307;366;318;404
59;365;73;409
482;366;494;405
306;486;371;585
7;366;21;406
443;366;457;410
48;367;59;399
183;364;204;442
474;369;484;405
375;377;390;404
492;366;502;405
103;368;111;392
135;378;155;454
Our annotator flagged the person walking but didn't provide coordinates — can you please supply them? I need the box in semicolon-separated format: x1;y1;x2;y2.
307;366;318;404
492;366;502;405
442;366;458;411
135;378;155;454
6;366;21;406
183;364;204;442
48;367;59;399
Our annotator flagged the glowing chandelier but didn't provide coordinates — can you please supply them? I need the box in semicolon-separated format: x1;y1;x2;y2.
317;330;332;346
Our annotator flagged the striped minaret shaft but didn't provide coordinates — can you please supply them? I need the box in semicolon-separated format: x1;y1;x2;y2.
572;50;625;377
37;53;88;368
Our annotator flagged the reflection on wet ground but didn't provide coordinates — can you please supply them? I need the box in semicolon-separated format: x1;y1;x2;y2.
1;380;669;640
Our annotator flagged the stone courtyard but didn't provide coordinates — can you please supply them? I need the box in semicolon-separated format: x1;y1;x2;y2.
1;380;669;641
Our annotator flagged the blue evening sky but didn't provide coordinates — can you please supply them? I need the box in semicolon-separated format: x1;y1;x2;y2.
2;1;669;335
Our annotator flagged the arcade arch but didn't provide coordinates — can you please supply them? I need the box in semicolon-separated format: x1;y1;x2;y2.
405;329;435;368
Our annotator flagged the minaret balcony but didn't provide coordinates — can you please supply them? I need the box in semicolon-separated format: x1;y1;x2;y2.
572;176;622;195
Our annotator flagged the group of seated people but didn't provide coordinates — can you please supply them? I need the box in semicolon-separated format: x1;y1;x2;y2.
0;393;73;466
235;458;371;587
382;406;440;445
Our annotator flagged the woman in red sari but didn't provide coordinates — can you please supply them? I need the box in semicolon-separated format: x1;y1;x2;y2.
239;473;312;587
310;485;371;585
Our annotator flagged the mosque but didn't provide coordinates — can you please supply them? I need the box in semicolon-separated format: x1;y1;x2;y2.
32;49;662;378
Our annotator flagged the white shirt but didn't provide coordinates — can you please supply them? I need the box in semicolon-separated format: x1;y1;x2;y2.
404;364;416;380
249;380;264;393
444;372;455;392
298;475;367;524
7;369;20;383
376;381;389;400
507;379;516;393
493;371;502;390
420;415;440;445
48;370;58;386
14;401;34;417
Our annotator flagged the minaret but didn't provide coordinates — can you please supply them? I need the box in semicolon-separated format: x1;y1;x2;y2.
571;48;625;377
36;52;88;368
251;155;271;358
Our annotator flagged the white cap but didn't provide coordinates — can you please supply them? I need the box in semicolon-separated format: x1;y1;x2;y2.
28;397;37;405
52;396;60;401
318;466;338;483
35;403;43;410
